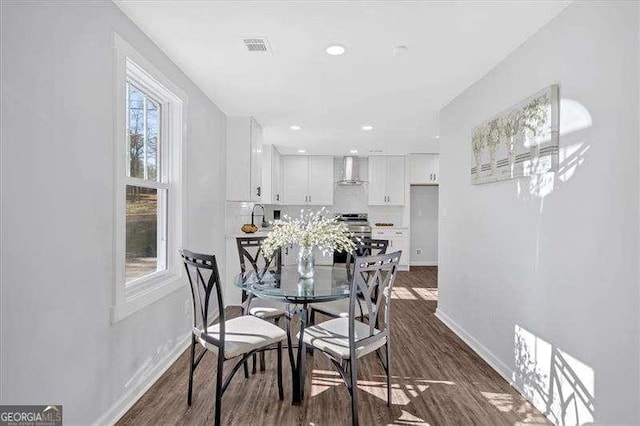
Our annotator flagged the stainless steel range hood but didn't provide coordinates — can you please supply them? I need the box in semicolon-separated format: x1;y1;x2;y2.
336;156;367;185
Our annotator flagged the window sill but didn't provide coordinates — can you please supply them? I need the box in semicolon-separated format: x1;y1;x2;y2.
111;273;185;323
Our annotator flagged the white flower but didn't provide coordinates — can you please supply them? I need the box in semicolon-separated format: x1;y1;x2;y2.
261;208;358;258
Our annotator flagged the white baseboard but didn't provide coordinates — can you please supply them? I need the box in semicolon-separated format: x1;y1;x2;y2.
410;261;438;266
93;333;191;425
434;308;514;386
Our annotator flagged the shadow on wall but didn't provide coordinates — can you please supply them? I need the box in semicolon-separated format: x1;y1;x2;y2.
514;324;595;425
517;98;593;201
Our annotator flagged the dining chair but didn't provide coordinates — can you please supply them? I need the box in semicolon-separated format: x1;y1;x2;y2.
309;238;389;322
236;237;286;322
299;251;401;426
237;237;287;372
181;249;285;426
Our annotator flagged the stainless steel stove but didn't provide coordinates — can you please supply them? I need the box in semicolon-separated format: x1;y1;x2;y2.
334;213;371;263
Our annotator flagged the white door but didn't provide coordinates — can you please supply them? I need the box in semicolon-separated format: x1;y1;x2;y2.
272;148;282;204
368;156;388;205
308;156;334;205
283;156;309;205
250;118;262;202
385;156;405;206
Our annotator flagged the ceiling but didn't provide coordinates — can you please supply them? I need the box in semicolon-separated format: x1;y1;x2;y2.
115;0;571;155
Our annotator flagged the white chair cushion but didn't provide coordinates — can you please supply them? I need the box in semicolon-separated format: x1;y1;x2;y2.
196;315;286;360
298;317;386;360
248;298;286;319
309;298;371;319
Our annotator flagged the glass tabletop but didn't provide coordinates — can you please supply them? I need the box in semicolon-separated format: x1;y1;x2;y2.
234;265;352;303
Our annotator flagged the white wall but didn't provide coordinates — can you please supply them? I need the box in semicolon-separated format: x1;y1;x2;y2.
409;186;438;265
0;1;226;424
438;1;639;424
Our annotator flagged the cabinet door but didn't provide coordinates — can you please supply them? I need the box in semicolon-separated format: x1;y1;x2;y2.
226;117;252;201
368;156;388;205
389;237;410;266
431;155;439;184
283;156;309;205
283;244;298;266
250;118;262;202
385;156;405;205
272;148;283;204
308;156;334;205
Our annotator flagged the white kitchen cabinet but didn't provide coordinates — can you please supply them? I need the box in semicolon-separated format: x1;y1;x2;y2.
368;156;405;206
261;145;283;204
283;155;334;205
409;153;439;184
308;156;334;205
372;228;410;270
224;237;242;306
283;156;309;205
226;117;262;201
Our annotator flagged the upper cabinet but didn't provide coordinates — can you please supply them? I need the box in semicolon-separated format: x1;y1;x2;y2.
226;117;262;201
409;153;439;184
368;156;405;206
283;155;334;205
261;144;283;205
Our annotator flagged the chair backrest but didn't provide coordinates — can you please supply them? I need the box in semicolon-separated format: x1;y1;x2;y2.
349;251;402;344
346;238;389;281
180;249;225;348
236;236;282;275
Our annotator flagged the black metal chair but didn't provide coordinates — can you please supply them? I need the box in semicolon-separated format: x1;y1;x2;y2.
236;237;287;372
309;238;389;322
299;251;402;425
236;237;286;321
181;249;285;426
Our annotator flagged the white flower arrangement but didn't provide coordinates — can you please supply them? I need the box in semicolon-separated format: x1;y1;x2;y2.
261;208;357;258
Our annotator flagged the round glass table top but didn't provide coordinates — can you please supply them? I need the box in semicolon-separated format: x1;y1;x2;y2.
234;265;351;303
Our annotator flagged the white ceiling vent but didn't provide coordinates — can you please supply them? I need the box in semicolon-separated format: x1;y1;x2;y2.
241;37;272;54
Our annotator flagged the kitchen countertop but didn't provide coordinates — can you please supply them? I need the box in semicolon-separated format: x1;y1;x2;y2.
225;229;272;239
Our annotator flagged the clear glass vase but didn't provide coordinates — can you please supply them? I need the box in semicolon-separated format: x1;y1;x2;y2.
297;246;315;279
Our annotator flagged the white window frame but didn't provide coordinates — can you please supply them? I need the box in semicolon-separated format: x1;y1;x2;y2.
111;33;186;323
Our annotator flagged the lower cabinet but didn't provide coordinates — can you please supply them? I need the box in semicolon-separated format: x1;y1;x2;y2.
283;245;332;266
225;237;243;306
372;228;410;270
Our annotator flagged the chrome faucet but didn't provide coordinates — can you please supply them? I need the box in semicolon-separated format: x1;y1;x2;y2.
251;204;269;228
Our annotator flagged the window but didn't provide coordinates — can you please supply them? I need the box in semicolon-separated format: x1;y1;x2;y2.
125;83;166;283
112;34;185;323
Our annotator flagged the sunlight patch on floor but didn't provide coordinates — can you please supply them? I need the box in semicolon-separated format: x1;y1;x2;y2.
391;287;417;300
412;287;438;301
481;391;548;424
389;410;431;425
358;380;429;405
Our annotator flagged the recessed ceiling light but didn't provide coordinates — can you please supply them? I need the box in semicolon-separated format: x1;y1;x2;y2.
326;44;346;56
361;125;374;131
350;149;358;154
393;45;409;56
298;149;306;153
290;125;301;130
433;135;440;139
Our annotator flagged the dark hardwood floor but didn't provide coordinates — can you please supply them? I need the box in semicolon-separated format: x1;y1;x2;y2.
118;267;548;425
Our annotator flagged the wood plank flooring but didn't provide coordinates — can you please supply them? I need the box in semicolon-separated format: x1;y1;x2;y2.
118;267;549;425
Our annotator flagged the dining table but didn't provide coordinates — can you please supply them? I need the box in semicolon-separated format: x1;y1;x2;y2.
234;264;351;405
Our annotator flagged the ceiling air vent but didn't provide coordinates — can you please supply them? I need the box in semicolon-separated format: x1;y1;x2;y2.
242;37;272;54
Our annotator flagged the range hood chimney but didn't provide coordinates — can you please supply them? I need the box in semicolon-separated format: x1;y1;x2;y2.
336;156;367;186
